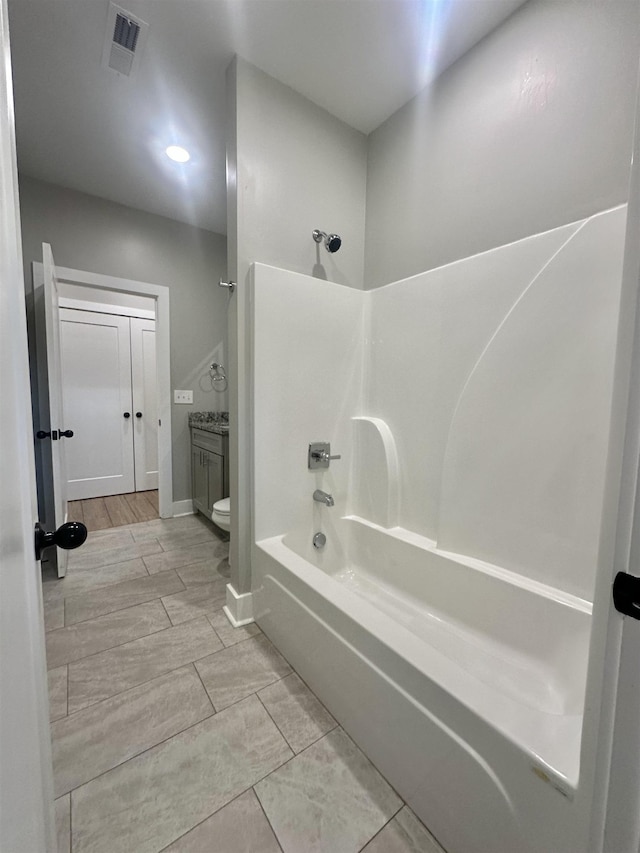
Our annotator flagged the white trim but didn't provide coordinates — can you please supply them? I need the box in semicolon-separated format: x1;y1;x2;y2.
58;296;155;320
32;263;173;518
172;499;195;517
224;583;254;626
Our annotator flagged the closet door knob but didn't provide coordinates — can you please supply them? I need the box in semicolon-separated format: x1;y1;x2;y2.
59;429;74;438
136;412;142;418
123;412;131;419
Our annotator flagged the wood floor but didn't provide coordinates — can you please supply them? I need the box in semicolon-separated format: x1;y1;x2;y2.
69;491;159;531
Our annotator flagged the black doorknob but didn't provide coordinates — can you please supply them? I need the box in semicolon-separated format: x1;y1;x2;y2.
136;412;142;418
34;521;88;561
36;430;58;440
59;429;74;438
123;412;131;419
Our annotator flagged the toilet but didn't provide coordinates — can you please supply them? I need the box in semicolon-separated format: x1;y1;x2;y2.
211;497;231;532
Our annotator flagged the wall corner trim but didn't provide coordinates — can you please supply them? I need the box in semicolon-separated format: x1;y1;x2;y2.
224;583;254;626
171;500;195;518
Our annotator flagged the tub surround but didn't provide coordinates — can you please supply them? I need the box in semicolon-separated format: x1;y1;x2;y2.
251;206;627;853
188;411;229;435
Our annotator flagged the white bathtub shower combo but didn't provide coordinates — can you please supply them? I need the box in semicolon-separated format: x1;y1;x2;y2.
250;206;628;853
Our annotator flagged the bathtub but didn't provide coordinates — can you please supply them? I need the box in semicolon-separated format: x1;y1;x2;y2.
252;515;592;853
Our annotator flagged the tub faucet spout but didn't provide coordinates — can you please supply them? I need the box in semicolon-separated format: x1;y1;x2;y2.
313;489;334;507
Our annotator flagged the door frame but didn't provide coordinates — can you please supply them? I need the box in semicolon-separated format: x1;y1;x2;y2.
33;263;173;518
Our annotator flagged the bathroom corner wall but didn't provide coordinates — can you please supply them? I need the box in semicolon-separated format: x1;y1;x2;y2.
364;0;640;288
228;56;368;593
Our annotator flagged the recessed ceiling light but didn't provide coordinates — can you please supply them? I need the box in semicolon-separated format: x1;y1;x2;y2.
165;145;190;163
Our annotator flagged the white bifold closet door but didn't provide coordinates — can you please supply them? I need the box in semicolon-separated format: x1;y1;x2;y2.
130;317;158;491
59;309;158;500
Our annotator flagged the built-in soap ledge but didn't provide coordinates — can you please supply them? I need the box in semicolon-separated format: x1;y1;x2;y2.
350;416;399;528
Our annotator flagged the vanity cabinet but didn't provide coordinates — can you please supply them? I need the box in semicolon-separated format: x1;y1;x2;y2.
191;428;228;516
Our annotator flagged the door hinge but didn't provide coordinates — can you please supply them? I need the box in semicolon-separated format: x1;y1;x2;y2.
158;419;161;427
613;572;640;619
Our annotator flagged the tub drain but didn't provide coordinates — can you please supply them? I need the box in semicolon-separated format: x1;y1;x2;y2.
313;532;326;549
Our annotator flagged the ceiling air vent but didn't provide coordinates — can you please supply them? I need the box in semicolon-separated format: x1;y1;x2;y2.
102;3;148;79
113;13;140;52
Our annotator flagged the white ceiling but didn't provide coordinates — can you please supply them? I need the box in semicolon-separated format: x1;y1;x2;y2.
8;0;526;235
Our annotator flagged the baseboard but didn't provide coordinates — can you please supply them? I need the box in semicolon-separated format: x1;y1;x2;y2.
223;583;254;626
172;499;195;517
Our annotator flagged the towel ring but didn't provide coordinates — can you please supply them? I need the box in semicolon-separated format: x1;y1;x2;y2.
210;362;227;391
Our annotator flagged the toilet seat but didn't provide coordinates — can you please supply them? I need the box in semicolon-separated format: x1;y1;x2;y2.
211;497;231;532
213;497;230;516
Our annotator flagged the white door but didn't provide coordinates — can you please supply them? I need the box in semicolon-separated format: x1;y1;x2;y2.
131;317;158;490
0;0;56;846
591;73;640;853
60;308;135;499
35;244;72;576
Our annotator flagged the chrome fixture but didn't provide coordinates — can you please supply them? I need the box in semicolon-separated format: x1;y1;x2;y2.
312;229;342;253
313;489;334;507
308;442;341;470
218;278;236;293
209;362;226;382
313;532;327;549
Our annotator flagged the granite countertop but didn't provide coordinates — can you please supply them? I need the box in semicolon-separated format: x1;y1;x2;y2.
189;412;229;435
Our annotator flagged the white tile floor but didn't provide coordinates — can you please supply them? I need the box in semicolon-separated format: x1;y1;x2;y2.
44;513;445;853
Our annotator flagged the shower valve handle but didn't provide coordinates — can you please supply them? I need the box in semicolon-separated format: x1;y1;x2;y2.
313;450;341;462
308;442;341;469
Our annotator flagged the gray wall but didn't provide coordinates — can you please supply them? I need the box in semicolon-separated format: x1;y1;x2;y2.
234;59;368;291
19;175;227;504
227;57;368;594
365;0;640;288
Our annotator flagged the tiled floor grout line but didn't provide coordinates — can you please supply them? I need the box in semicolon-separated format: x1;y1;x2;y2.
255;691;296;753
60;620;255;719
190;661;218;716
50;587;184;632
158;596;173;625
68;788;73;853
47;617;171;675
58;597;234;670
255;688;340;758
154;786;280;853
43;563;151;604
252;784;286;853
204;620;226;649
203;665;290;715
65;540;163;573
142;551;229;574
61;685;218;798
355;802;405;853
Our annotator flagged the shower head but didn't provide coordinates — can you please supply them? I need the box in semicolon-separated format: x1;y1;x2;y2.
312;229;342;253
